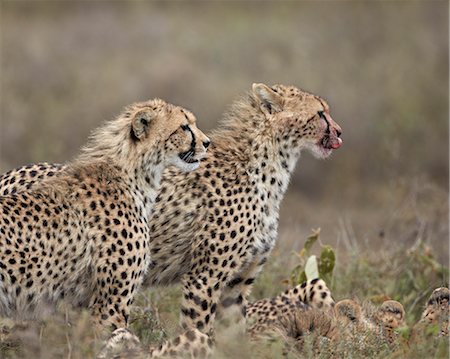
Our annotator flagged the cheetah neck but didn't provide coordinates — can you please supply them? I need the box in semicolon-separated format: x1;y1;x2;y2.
253;150;299;198
211;106;301;205
129;151;165;219
77;116;140;171
74;139;165;219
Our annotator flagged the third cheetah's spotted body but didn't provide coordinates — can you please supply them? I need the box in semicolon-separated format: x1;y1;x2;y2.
246;278;335;338
247;284;407;353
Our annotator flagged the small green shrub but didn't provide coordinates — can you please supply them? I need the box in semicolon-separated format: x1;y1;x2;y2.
290;229;336;286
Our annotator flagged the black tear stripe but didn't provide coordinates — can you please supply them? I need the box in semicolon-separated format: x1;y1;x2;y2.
169;125;196;151
319;111;330;135
176;124;197;162
185;125;196;151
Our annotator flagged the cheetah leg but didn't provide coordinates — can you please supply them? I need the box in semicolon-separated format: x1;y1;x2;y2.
178;271;224;333
244;278;335;340
216;257;266;330
89;271;143;356
245;278;335;320
142;273;223;358
97;328;141;358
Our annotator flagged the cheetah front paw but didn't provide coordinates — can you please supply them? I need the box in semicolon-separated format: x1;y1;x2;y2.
97;328;142;359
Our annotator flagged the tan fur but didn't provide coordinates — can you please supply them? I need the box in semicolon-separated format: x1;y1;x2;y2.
246;278;334;335
412;287;449;340
0;83;342;357
373;300;405;344
247;283;408;355
0;98;209;354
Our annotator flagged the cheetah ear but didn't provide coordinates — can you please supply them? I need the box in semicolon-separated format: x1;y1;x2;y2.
252;83;283;114
131;110;155;140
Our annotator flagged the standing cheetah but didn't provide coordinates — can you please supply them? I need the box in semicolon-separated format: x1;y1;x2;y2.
0;83;342;356
0;99;209;347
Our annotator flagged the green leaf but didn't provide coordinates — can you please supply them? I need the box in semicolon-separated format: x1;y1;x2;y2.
290;264;302;286
305;255;319;281
318;245;335;282
297;270;307;285
303;228;321;255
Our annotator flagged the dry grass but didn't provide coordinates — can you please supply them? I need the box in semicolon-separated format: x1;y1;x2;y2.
0;240;447;359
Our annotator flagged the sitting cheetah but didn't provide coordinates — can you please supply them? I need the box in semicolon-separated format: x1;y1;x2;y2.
373;300;406;344
247;281;406;353
0;83;343;356
0;99;209;348
246;278;334;337
412;287;449;340
276;299;405;353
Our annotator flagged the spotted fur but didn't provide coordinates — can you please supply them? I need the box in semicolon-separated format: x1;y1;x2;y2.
249;296;406;353
0;83;342;356
0;98;209;353
246;278;334;337
373;300;406;344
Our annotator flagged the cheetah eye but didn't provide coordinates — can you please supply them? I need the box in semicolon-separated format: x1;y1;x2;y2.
181;124;190;131
318;111;325;119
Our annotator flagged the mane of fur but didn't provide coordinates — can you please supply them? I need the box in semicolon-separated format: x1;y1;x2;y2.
75;99;169;172
209;92;272;162
34;102;166;207
75;110;137;171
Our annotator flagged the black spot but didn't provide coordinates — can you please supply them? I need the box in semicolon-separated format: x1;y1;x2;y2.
186;330;196;341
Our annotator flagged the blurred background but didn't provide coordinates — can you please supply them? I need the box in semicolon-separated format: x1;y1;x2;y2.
1;1;448;265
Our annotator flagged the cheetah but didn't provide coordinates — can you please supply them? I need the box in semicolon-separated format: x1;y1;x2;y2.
0;99;209;349
268;298;405;354
412;287;449;340
246;278;334;337
0;83;342;356
373;300;406;344
246;281;406;353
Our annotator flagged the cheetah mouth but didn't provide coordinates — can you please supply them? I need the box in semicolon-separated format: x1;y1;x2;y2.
313;134;342;159
318;111;342;151
320;135;342;150
178;150;199;164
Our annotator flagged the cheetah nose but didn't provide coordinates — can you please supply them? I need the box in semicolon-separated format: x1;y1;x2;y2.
203;140;211;149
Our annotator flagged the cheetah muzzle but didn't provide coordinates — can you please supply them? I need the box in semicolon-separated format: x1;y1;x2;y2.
317;110;342;156
172;124;209;171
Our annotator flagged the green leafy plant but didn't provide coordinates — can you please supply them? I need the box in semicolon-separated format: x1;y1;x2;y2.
289;229;336;286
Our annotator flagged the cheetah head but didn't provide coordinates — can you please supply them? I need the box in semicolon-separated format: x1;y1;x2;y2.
427;287;449;308
252;83;342;159
335;299;362;325
375;300;405;328
129;99;210;172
